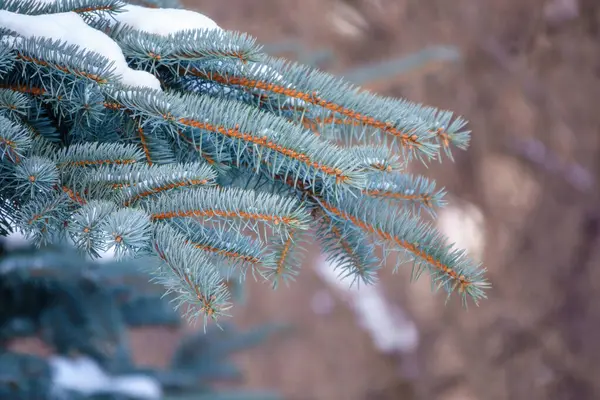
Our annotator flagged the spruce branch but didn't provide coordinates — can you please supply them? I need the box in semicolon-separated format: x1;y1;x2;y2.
318;194;489;305
13;155;59;198
0;87;29;120
104;87;368;191
0;0;125;16
117;161;217;206
145;186;311;238
0;114;30;163
68;199;116;257
260;228;308;289
169;218;271;280
185;58;468;160
347;145;406;173
0;41;15;77
15;192;69;246
152;222;232;325
9;36;117;85
0;3;489;324
362;172;447;216
110;24;265;74
317;213;381;286
55;141;144;167
18;108;62;143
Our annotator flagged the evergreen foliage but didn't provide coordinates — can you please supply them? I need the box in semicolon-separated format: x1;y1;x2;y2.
0;0;490;326
0;238;283;400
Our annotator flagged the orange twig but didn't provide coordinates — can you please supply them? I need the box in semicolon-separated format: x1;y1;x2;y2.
137;124;153;165
319;200;470;294
274;230;294;280
16;54;108;84
151;209;297;226
190;242;260;264
362;189;432;207
123;179;209;206
65;159;137;167
62;186;86;205
189;70;424;148
178;118;349;183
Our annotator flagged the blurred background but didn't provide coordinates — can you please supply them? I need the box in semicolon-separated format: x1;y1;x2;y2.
4;0;600;399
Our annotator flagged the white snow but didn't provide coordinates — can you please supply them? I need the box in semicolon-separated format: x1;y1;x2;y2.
27;2;220;36
0;10;161;90
109;4;221;35
50;355;162;400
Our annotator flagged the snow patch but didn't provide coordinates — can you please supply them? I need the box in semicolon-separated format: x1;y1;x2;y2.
50;355;161;399
0;10;161;90
109;4;221;35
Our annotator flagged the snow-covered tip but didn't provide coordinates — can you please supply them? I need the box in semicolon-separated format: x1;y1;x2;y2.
0;10;161;90
109;4;221;36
